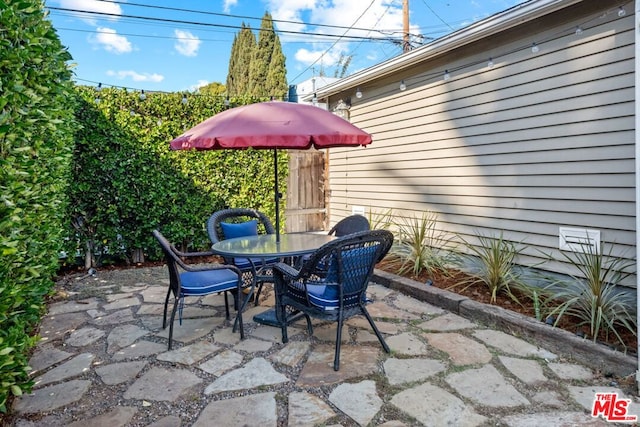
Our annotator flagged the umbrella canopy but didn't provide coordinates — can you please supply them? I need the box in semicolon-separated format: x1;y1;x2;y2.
170;101;372;240
170;101;371;150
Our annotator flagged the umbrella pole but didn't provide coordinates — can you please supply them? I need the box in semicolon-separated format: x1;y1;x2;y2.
273;148;280;242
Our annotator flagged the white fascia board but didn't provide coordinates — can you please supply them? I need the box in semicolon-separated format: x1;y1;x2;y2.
311;0;583;101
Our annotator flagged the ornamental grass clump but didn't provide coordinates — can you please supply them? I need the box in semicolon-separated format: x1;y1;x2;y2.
455;232;526;304
545;243;636;350
388;211;457;279
367;208;393;231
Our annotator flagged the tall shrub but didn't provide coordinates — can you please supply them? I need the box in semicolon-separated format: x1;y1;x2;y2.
0;0;76;411
67;87;286;263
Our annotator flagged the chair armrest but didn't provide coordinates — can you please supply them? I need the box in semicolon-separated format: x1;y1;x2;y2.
181;262;242;275
171;245;216;259
273;262;300;280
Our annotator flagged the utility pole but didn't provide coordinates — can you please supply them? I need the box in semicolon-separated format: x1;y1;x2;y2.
403;0;410;52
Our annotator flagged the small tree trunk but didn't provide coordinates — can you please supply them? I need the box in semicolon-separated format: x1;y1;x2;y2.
84;240;96;269
132;248;144;264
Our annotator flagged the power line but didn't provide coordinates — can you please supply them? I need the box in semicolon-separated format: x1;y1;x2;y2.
289;0;378;83
93;0;398;37
53;25;391;45
420;0;455;32
86;0;472;39
46;6;408;43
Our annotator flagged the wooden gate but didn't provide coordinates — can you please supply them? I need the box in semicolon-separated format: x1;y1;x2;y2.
285;150;326;232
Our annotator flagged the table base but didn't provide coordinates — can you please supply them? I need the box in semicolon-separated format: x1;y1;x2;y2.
253;308;305;327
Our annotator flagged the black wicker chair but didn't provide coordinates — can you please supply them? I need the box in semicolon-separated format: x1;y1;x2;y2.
328;214;370;237
297;215;371;268
273;229;394;370
152;230;244;349
207;208;278;309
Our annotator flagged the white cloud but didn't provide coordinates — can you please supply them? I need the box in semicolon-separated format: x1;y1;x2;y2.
267;0;404;41
266;0;406;76
90;27;132;54
106;70;165;83
294;47;343;68
174;29;201;57
59;0;122;25
223;0;238;13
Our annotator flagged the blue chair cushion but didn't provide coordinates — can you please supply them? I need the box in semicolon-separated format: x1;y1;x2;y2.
220;220;258;239
180;269;239;295
305;283;339;310
300;283;368;311
325;244;378;282
294;244;379;311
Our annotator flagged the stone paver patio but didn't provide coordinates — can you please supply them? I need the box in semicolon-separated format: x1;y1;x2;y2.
9;266;639;426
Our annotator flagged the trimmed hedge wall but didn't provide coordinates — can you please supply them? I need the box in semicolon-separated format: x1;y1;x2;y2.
0;0;77;412
66;87;288;265
1;2;289;413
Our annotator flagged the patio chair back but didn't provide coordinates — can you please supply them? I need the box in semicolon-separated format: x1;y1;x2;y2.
207;208;275;246
206;208;277;307
274;229;393;370
328;214;370;237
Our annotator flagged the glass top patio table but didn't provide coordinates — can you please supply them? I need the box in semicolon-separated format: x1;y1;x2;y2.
211;232;337;259
211;232;337;327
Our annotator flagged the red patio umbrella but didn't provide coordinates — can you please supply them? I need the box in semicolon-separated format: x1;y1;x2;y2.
169;101;372;240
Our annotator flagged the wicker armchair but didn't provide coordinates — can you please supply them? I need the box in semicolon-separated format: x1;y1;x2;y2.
207;208;277;309
273;229;394;370
153;230;244;349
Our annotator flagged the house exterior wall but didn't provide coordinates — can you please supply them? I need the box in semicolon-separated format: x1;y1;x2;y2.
327;0;636;285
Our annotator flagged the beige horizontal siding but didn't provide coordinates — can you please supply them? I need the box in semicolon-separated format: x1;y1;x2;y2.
327;0;636;285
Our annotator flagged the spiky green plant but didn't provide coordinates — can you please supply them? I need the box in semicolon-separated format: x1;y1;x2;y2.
546;243;636;349
511;281;556;322
389;211;457;278
368;208;393;230
454;232;526;304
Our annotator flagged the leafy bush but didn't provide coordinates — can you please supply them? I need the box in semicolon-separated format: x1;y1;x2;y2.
454;232;526;304
545;243;636;349
0;1;76;412
65;88;287;264
388;211;457;278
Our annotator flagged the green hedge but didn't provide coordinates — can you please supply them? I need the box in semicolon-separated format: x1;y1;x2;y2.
0;0;77;412
0;2;289;412
66;87;288;264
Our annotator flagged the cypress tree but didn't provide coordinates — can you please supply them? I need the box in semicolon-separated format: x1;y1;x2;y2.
226;32;239;94
227;13;287;98
227;23;256;96
249;12;276;97
266;31;288;99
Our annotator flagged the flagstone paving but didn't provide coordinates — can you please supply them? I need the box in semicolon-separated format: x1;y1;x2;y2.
9;266;638;426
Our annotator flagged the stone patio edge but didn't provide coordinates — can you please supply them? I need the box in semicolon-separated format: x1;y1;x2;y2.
372;268;637;377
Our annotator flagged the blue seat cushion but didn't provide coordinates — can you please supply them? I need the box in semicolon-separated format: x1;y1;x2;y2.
220;220;258;239
300;283;367;310
180;269;239;295
305;283;340;310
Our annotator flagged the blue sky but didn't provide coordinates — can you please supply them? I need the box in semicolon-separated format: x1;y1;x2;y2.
44;0;521;93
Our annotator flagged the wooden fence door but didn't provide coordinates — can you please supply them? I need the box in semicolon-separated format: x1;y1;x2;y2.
285;150;326;232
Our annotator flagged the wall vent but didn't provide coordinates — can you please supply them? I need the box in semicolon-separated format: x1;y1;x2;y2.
559;227;600;253
351;206;365;216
